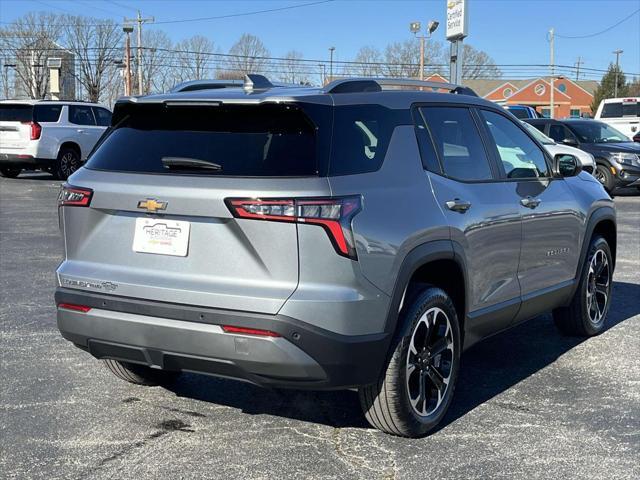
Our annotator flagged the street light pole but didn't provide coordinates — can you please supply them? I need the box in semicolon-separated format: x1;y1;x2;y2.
613;49;623;98
410;21;439;81
329;47;335;82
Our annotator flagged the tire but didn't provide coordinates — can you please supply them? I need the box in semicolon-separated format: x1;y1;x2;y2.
103;359;181;386
0;167;21;178
553;236;613;336
359;287;461;437
594;164;615;193
53;147;81;180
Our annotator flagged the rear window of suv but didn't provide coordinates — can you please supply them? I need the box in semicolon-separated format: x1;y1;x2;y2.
0;103;62;122
86;103;320;176
0;104;33;122
601;101;639;118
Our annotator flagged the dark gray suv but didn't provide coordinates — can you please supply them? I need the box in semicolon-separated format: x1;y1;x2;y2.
55;76;616;437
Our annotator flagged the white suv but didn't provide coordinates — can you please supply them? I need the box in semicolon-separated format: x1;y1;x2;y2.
594;97;639;139
0;100;111;179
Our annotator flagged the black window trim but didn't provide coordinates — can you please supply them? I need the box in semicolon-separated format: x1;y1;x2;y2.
474;106;556;182
412;102;502;184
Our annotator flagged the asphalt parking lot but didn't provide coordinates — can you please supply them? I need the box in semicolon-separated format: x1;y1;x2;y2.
1;173;639;480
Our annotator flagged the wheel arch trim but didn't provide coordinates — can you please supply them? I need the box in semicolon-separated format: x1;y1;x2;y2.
382;239;468;343
566;206;616;302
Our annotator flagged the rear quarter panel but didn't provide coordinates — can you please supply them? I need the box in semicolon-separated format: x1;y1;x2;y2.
328;125;450;296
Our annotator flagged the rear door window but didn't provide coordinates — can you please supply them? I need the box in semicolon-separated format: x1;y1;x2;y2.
69;105;96;126
481;110;550;179
34;105;62;122
0;104;33;122
86;103;320;177
92;107;112;126
419;106;494;181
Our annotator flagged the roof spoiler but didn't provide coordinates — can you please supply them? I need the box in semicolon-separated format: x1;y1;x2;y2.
323;77;477;96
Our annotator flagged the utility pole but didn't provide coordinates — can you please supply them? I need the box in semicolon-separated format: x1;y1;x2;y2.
124;10;154;95
613;49;623;98
329;47;335;82
574;56;583;82
549;28;555;119
123;25;133;96
318;63;326;86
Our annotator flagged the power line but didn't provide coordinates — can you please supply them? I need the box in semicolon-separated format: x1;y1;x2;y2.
104;0;137;14
153;0;335;25
0;0;335;26
557;8;640;39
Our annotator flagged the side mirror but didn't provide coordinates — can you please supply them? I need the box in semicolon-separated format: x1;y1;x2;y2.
562;137;578;147
554;154;582;177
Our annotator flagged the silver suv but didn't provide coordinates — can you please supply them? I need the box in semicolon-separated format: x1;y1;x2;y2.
55;76;616;437
0;100;111;179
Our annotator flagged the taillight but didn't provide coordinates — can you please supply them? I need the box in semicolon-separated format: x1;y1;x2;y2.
57;303;92;313
21;121;42;140
226;196;362;259
58;184;93;207
222;325;281;337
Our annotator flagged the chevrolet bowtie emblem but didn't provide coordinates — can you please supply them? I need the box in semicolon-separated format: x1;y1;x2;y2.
137;199;167;213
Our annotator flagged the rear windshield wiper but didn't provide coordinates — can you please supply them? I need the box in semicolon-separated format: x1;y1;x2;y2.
161;156;222;171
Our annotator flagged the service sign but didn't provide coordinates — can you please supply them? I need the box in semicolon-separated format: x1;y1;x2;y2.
446;0;468;40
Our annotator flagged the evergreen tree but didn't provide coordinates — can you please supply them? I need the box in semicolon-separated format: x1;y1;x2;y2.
591;63;628;112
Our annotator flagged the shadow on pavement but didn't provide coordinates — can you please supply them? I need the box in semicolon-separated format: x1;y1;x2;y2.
168;281;639;431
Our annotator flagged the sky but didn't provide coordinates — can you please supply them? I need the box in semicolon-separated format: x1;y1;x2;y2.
1;0;639;80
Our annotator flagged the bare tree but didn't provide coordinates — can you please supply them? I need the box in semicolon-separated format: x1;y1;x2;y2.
458;44;501;79
63;15;122;102
0;55;14;99
0;12;63;99
279;50;307;84
226;34;270;75
140;30;174;93
383;40;420;78
350;46;383;77
174;35;215;82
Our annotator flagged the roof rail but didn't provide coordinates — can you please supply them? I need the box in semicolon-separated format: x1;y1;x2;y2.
170;75;308;93
323;77;477;96
170;79;243;93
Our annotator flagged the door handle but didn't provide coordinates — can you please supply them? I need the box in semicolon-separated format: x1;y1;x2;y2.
520;196;541;209
445;199;472;213
76;129;84;134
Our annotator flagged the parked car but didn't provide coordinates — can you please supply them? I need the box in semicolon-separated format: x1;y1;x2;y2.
633;131;640;143
55;75;616;438
0;100;111;179
521;120;596;174
525;118;640;192
594;97;639;139
504;104;540;119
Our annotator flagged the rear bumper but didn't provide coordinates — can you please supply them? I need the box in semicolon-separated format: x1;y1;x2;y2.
55;288;390;390
0;153;53;167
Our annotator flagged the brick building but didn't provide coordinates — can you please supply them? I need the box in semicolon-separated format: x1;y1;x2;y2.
425;73;599;118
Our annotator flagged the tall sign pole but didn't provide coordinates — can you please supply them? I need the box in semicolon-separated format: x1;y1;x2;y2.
446;0;468;85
